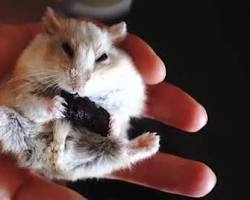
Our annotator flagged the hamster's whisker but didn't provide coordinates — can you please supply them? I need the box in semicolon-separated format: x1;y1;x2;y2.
40;81;59;93
13;82;33;92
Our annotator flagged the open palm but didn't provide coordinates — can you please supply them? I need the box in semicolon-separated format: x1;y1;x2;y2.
0;23;216;200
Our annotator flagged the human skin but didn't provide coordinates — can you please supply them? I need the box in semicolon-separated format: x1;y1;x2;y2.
0;23;216;200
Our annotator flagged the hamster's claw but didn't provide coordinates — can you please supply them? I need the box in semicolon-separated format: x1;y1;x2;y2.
47;95;66;119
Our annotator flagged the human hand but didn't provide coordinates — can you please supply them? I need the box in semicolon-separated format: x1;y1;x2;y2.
110;34;216;198
0;23;216;199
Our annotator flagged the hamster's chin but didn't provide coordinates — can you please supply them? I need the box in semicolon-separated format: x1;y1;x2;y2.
57;84;75;95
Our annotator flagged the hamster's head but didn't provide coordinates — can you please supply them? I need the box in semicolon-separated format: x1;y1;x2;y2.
39;8;127;95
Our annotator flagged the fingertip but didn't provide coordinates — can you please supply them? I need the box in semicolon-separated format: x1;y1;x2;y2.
185;162;217;198
182;102;208;133
143;55;166;85
146;83;208;132
123;34;166;85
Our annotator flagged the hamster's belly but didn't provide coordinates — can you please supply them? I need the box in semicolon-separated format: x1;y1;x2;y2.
83;64;145;118
87;88;126;113
84;80;144;118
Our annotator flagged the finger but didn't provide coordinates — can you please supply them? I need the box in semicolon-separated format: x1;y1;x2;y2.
122;34;166;85
110;153;216;198
146;82;208;132
0;155;85;200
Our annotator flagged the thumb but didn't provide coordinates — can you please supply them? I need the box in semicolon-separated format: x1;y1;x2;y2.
0;155;86;200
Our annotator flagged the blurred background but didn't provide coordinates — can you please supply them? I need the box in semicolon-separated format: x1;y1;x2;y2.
1;0;249;199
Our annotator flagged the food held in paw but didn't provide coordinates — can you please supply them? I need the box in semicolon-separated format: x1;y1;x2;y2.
61;90;110;136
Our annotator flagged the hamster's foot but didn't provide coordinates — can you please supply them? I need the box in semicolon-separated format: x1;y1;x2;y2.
127;132;160;162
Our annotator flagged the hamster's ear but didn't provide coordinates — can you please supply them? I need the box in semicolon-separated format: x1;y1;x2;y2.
42;7;62;35
109;22;127;43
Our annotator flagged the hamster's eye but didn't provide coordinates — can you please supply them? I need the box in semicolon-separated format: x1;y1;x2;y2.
96;53;108;63
62;42;74;58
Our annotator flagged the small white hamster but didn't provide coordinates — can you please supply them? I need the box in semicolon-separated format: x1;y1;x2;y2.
0;8;160;180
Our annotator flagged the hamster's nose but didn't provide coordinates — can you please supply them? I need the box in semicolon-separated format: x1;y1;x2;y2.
72;85;81;93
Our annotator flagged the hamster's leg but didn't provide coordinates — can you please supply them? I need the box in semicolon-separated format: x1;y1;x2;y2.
108;113;122;137
126;132;160;163
62;132;160;181
48;120;70;172
0;106;34;158
17;94;66;123
108;113;129;137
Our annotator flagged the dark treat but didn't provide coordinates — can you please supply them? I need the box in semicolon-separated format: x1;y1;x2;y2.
61;90;110;136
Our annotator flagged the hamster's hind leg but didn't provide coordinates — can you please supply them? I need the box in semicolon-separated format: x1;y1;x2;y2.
0;106;35;154
61;131;160;181
49;120;70;172
127;132;160;163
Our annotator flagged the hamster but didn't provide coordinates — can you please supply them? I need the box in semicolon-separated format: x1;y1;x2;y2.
0;8;160;180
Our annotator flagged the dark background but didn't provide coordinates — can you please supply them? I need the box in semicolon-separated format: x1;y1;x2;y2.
1;0;249;199
69;1;250;199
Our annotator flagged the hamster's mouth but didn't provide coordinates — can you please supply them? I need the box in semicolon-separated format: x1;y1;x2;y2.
60;90;111;137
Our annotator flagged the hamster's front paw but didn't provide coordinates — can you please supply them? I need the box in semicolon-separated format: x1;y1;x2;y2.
47;96;67;119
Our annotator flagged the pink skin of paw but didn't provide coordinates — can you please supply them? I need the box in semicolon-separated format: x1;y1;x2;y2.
131;132;160;151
